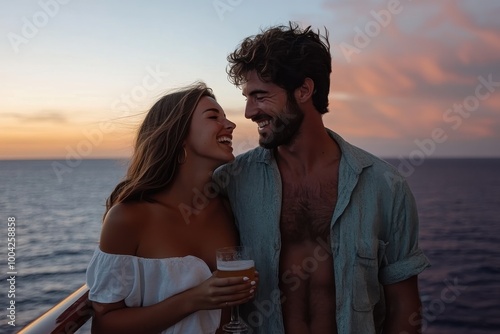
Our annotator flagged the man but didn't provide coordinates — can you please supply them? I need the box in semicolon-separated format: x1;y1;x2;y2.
214;22;430;333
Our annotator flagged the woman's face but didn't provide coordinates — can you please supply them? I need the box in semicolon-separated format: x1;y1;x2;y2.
184;96;236;166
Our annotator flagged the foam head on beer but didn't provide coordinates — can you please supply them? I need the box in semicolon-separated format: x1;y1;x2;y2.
216;246;255;281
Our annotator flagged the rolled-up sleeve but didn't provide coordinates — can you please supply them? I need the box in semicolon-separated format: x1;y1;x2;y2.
379;180;431;285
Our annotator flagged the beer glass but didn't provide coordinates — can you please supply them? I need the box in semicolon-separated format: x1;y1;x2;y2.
216;246;255;333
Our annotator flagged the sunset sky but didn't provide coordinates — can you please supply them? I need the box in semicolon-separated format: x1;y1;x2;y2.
1;0;499;160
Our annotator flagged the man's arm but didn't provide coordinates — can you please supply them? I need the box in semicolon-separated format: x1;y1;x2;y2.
383;275;422;334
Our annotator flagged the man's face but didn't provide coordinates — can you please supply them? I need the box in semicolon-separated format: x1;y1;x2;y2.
242;71;304;149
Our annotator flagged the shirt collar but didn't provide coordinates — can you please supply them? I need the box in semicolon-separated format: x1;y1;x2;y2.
253;128;374;173
326;129;373;174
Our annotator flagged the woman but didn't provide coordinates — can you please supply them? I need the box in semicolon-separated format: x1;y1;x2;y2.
86;82;256;334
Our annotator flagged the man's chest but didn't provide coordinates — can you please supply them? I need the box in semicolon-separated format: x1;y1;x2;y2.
280;174;339;241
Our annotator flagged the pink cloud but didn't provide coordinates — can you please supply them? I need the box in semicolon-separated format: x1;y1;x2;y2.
324;0;500;148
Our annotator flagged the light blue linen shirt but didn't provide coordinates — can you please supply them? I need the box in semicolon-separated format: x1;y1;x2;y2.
214;129;430;333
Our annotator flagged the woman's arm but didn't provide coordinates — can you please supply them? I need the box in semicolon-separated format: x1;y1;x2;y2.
91;274;254;334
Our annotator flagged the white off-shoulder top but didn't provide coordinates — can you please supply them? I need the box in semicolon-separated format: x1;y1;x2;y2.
86;247;221;334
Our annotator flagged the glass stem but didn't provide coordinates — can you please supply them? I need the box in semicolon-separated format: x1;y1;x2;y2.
230;306;240;324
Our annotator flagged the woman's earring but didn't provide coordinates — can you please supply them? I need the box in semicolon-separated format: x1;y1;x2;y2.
177;147;187;164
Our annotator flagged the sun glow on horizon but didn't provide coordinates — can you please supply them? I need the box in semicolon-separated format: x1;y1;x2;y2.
1;1;499;159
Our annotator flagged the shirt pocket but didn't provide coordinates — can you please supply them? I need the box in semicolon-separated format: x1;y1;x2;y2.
352;241;386;312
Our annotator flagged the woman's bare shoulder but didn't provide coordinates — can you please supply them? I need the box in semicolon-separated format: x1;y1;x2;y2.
99;202;150;256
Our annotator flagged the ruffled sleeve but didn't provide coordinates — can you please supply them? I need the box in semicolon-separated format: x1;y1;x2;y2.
86;247;221;334
86;248;143;306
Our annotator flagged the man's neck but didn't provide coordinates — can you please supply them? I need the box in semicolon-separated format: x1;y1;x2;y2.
276;121;340;176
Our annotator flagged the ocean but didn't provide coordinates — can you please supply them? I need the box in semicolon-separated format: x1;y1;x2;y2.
0;158;499;333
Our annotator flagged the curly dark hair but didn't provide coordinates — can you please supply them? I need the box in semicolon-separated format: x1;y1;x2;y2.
227;22;332;114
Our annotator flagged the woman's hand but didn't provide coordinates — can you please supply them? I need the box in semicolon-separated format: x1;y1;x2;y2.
190;272;256;310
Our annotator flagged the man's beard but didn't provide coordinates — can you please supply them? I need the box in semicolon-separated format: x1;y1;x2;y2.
259;97;304;149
